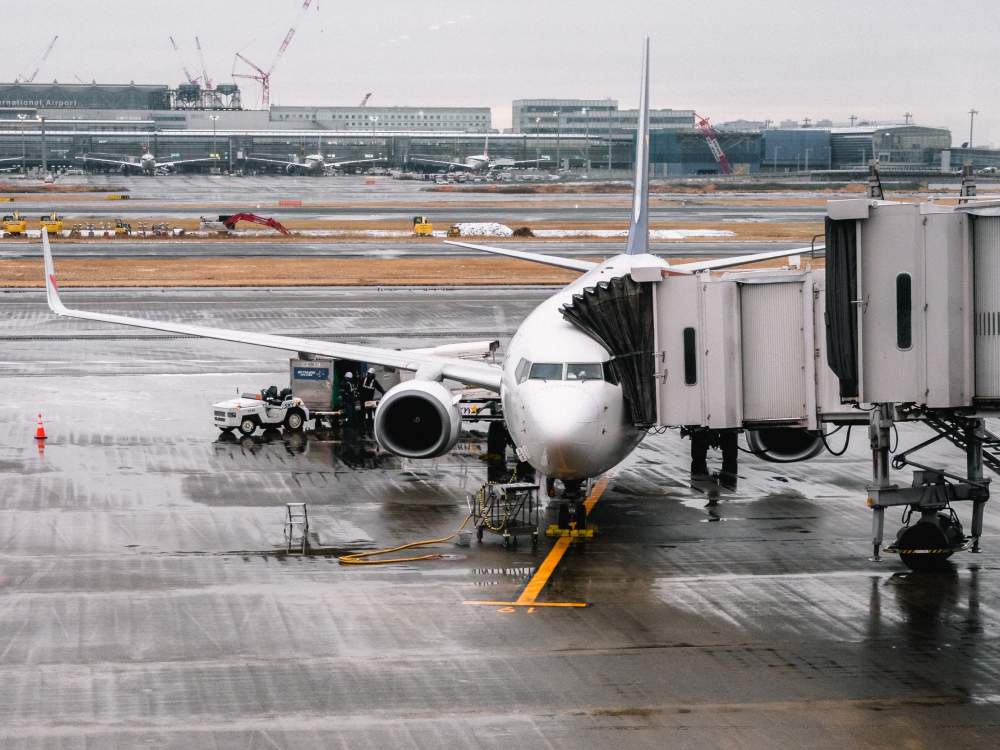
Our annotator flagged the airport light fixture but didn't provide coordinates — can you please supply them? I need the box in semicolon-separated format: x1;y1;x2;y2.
210;115;219;162
17;114;26;174
37;116;45;173
583;108;589;175
969;108;979;148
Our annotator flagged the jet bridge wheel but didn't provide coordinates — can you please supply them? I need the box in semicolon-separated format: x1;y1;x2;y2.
897;519;956;573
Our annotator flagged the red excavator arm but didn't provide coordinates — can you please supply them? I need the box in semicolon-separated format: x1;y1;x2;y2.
220;213;290;235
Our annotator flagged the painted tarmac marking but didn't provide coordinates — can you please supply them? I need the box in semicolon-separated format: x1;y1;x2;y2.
464;473;612;610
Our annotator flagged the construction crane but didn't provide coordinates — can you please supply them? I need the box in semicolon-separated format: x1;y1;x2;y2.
220;213;289;235
19;36;58;84
359;93;371;107
195;37;212;89
693;112;733;175
169;36;200;86
233;0;313;107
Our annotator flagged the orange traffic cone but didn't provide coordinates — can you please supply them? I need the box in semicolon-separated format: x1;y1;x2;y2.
35;414;46;440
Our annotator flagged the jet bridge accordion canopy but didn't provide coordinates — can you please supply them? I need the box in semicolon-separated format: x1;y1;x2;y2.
560;274;657;426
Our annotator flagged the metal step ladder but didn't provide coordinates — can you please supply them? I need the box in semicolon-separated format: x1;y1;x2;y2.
894;410;1000;477
284;503;309;554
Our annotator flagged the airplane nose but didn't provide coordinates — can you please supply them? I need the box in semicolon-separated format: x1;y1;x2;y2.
523;385;600;478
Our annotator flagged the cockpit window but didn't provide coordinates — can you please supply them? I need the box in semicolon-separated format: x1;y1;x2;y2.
566;363;603;380
528;363;563;380
515;358;530;383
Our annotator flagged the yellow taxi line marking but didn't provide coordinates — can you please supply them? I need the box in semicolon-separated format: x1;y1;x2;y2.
464;473;612;609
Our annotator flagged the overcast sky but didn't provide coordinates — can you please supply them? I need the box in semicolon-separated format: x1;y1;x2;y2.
6;0;998;145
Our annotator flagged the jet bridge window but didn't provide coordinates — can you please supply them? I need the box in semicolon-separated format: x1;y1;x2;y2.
896;273;912;350
683;327;698;385
528;363;563;380
566;363;603;380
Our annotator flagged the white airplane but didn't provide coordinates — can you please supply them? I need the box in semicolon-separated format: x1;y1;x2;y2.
40;39;813;496
409;135;544;174
246;135;388;175
76;152;216;175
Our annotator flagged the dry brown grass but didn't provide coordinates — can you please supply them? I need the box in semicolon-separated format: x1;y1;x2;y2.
1;254;824;288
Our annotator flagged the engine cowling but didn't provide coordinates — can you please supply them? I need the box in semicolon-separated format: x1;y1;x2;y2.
745;427;824;463
285;163;297;174
374;380;462;458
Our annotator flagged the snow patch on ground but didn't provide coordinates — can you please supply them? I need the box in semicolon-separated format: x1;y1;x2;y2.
452;222;514;237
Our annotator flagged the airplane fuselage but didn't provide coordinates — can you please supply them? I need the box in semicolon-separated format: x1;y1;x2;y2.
500;253;665;480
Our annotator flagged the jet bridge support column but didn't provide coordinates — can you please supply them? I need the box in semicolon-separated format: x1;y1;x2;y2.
867;403;894;561
968;419;986;552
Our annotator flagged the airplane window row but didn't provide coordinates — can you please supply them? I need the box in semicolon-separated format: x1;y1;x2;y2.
514;359;618;385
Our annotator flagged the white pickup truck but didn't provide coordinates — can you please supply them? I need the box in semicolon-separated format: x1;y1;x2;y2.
213;387;310;435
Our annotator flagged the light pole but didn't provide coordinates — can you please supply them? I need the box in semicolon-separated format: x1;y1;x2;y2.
17;114;26;174
608;108;613;174
583;107;589;175
210;115;218;168
37;116;45;173
804;148;811;172
969;108;979;147
535;118;540;168
555;110;561;172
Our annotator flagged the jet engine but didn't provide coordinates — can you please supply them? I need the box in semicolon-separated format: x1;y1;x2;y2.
373;380;462;459
285;164;297;174
745;427;824;463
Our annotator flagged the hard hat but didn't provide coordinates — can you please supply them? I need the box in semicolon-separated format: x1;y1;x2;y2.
345;372;353;378
368;368;375;374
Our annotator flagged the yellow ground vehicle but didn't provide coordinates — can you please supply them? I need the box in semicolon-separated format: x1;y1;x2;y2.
413;216;433;236
40;212;63;233
3;211;26;234
114;219;132;236
447;225;461;237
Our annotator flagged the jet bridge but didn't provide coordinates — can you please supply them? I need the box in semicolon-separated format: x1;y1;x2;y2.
561;182;1000;568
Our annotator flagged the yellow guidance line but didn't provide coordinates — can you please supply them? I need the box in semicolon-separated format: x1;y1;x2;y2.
464;473;612;609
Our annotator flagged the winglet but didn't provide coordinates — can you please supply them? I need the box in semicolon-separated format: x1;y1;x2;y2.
625;37;650;257
41;228;67;315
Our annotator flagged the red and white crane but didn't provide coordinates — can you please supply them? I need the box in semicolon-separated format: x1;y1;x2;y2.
169;36;200;86
233;0;313;107
195;37;212;89
693;112;732;175
359;93;371;107
19;36;58;84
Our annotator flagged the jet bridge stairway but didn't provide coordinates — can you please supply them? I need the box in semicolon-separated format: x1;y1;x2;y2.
867;406;992;571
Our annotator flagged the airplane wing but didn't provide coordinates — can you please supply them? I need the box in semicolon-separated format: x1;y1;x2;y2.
669;244;824;273
157;158;217;169
76;155;136;168
329;157;388;168
41;230;502;391
443;240;597;272
408;156;471;172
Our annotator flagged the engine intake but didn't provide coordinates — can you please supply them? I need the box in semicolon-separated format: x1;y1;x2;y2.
374;380;462;458
745;427;824;463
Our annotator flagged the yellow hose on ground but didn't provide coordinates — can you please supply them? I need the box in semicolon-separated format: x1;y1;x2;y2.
339;514;473;566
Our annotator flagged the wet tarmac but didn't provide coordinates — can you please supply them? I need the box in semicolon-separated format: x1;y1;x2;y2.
3;286;1000;747
0;239;812;260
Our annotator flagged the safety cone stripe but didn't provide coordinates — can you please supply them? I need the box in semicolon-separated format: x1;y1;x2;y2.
35;414;46;440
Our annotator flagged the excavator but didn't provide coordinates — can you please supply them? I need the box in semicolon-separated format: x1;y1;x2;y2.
219;213;289;235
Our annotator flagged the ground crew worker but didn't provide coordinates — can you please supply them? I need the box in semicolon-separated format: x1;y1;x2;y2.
340;371;359;428
359;367;385;423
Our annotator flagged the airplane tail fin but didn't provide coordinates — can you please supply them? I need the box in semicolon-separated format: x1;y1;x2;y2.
41;228;68;315
624;37;650;257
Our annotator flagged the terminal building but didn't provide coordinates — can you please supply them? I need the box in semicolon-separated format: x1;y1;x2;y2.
512;99;694;134
269;106;492;132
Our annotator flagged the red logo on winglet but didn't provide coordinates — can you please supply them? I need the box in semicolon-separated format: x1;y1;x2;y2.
49;274;58;290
